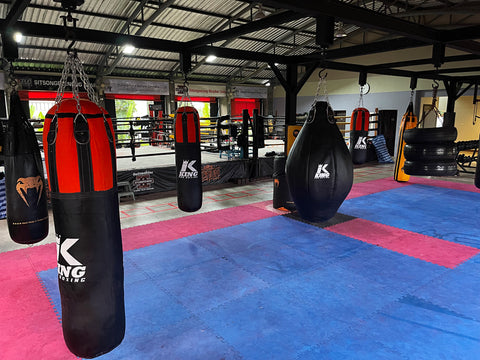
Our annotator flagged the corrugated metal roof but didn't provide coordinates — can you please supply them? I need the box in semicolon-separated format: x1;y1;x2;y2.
1;0;479;85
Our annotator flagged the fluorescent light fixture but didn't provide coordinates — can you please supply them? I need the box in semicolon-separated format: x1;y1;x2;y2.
123;44;135;54
13;32;23;43
206;54;217;63
334;22;347;38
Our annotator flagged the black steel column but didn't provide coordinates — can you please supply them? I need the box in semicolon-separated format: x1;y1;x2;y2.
285;63;297;126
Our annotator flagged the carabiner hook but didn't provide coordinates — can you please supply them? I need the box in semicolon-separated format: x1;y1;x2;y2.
319;69;328;81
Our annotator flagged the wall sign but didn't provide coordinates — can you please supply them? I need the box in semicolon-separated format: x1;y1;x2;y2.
175;83;226;97
104;79;169;95
232;85;268;99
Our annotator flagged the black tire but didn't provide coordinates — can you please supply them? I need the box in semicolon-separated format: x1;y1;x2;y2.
404;143;457;162
403;127;457;144
404;160;458;176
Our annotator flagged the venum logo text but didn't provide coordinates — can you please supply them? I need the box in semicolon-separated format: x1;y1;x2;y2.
179;160;198;179
314;164;330;179
354;136;367;150
56;235;86;283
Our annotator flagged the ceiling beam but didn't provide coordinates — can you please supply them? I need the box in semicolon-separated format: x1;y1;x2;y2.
323;38;427;60
367;54;480;71
186;10;305;49
440;26;480;42
9;20;293;64
2;0;31;31
242;0;440;42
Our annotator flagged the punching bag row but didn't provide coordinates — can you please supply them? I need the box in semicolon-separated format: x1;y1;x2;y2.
44;97;125;358
4;92;48;244
349;107;370;165
394;102;418;182
174;106;202;212
286;101;353;222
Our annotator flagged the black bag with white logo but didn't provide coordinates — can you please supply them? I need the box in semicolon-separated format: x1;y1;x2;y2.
349;107;370;165
286;101;353;222
44;99;125;358
4;92;48;244
53;189;124;359
174;106;202;212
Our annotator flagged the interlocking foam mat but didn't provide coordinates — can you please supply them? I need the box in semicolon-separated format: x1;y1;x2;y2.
2;178;480;359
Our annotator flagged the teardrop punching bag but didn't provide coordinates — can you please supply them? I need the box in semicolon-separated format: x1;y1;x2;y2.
394;102;418;182
43;99;125;359
475;131;480;189
349;107;370;164
174;106;202;212
4;92;48;244
286;101;353;222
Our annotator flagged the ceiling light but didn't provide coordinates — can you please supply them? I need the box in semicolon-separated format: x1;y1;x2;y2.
13;32;23;43
206;54;217;63
122;44;135;54
265;81;271;87
334;22;347;38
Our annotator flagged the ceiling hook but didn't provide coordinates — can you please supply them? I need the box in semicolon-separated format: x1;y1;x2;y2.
319;69;328;81
432;79;439;89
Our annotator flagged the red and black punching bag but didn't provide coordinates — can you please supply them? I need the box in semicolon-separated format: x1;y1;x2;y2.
349;107;370;164
174;106;202;212
4;92;48;244
43;99;125;359
286;101;353;222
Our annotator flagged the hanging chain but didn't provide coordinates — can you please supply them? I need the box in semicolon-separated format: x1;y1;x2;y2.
431;80;439;109
54;51;99;112
179;76;193;106
74;54;99;104
358;86;364;108
314;69;329;105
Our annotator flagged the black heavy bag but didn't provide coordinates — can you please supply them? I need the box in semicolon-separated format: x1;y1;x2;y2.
349;107;370;164
174;106;202;212
43;99;125;359
286;101;353;222
4;92;48;244
475;131;480;189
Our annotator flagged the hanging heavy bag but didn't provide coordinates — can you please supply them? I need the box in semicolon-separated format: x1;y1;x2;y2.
174;106;202;212
286;101;353;222
4;92;48;244
349;107;370;164
476;132;480;189
394;102;418;182
43;96;125;359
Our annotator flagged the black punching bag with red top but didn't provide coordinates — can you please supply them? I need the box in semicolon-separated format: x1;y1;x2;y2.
4;91;48;244
349;107;370;164
286;101;353;222
43;99;125;359
174;106;202;212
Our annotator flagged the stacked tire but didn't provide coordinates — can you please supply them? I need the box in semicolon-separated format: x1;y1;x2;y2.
403;127;458;176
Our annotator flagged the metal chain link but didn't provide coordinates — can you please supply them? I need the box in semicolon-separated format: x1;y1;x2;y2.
54;52;99;112
55;53;73;106
313;70;329;105
358;88;364;108
74;55;99;104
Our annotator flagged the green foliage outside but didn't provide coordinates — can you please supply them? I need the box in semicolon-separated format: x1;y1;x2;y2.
115;100;137;142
